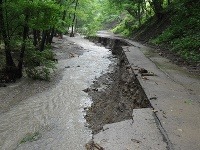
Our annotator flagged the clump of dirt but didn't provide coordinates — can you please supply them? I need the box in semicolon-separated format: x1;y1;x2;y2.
84;53;150;134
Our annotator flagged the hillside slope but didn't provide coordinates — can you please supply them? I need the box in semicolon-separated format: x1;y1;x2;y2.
132;0;200;65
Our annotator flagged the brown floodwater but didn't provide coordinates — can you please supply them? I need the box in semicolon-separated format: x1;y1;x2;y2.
0;36;113;150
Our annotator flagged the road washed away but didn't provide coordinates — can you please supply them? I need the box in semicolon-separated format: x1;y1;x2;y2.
0;36;114;150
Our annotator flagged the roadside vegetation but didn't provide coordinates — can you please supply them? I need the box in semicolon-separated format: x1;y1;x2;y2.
0;0;199;83
151;0;200;62
95;0;200;62
0;0;99;82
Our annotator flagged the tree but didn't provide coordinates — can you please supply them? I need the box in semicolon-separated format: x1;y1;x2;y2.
150;0;164;19
0;0;15;68
70;0;79;37
0;0;62;81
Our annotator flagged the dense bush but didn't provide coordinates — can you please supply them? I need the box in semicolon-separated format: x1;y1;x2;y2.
152;0;200;62
112;15;136;37
25;48;56;81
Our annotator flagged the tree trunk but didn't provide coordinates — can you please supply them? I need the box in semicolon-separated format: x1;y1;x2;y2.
70;0;78;37
61;10;67;36
46;30;50;45
33;29;38;46
75;18;78;31
151;0;163;20
138;2;141;26
68;13;71;31
17;14;29;78
40;30;47;51
168;0;171;5
0;0;15;67
37;30;41;43
49;28;55;44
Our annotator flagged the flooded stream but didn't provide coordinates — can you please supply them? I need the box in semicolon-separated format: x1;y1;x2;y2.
0;36;113;150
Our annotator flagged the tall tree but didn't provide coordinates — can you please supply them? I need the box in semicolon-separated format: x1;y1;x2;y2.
17;11;29;78
0;0;15;68
70;0;79;37
150;0;164;19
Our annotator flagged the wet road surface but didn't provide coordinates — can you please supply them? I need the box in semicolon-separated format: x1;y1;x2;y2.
0;36;113;150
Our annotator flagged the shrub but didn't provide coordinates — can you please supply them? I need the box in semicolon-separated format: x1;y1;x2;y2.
112;15;136;37
152;0;200;62
25;48;56;81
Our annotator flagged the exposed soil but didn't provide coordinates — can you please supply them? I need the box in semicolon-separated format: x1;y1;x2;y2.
84;41;150;134
132;13;171;43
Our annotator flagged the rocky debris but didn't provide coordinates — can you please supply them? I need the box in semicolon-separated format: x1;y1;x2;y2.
141;72;156;76
138;68;148;74
142;76;149;80
138;68;156;76
69;52;77;58
65;66;70;68
53;37;84;60
149;97;157;100
85;140;104;150
83;88;90;93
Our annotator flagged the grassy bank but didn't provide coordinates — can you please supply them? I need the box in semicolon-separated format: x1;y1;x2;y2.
113;0;200;63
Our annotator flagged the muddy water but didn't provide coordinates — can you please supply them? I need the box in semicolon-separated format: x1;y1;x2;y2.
0;36;113;150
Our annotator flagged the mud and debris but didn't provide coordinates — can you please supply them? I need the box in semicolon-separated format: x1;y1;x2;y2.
84;37;150;134
85;140;104;150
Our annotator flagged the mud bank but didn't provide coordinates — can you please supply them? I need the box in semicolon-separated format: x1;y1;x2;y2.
84;36;151;134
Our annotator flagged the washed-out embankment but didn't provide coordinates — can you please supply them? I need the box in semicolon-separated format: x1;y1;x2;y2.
84;36;152;134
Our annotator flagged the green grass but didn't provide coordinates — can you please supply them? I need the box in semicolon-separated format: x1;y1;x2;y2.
20;132;42;144
152;0;200;62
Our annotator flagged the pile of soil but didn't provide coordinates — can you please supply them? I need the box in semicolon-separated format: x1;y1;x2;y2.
84;53;150;134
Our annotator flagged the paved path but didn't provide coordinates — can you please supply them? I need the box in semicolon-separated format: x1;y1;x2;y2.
95;31;200;150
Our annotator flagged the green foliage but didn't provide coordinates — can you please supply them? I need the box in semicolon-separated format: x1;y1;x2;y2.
112;15;137;36
0;0;61;81
100;0;155;36
26;66;52;81
25;47;56;81
28;1;60;30
20;132;41;144
152;0;200;61
75;0;104;35
82;22;101;36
